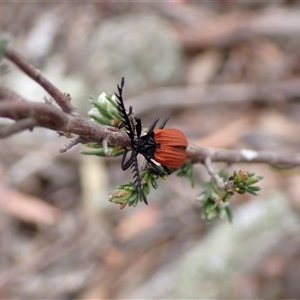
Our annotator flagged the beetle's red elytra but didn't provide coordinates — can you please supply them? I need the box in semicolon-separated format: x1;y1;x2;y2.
154;128;188;168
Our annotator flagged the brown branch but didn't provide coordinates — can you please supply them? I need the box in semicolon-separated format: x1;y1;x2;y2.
0;118;37;138
0;93;131;148
0;87;27;102
3;46;77;114
60;135;86;153
204;157;224;189
0;100;68;130
62;114;129;147
188;143;300;167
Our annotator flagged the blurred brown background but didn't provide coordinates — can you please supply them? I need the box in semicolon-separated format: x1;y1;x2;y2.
1;1;300;299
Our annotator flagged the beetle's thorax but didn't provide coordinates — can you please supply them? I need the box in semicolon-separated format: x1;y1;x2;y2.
132;132;159;158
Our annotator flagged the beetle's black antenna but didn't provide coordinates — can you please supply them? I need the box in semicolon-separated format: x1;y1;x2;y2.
115;77;134;140
132;155;148;204
121;148;147;204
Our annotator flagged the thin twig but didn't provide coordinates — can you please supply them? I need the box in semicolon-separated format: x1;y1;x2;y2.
4;47;77;114
0;92;130;147
0;118;37;138
60;135;86;153
0;100;68;129
188;143;300;167
0;87;26;102
62;115;128;147
204;157;224;189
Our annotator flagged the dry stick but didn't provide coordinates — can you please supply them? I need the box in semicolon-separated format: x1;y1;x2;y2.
60;135;86;153
62;114;129;147
204;156;224;189
188;143;300;167
0;92;130;148
0;100;68;129
4;47;77;114
0;87;27;102
0;118;37;138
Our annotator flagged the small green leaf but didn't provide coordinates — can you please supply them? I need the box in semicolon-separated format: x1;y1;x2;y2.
225;206;234;222
91;99;113;119
197;169;263;222
85;142;103;149
177;162;194;187
89;112;112;125
81;149;106;156
105;93;118;107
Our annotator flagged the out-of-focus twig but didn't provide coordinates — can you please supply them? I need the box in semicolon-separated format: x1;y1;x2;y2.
177;9;300;51
128;79;300;115
204;157;224;189
59;135;86;153
0;87;27;102
4;46;77;114
188;144;300;167
0;90;126;147
0;118;36;138
0;100;68;129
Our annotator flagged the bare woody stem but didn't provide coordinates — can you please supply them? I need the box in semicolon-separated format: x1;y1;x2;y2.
4;46;77;114
188;143;300;167
0;100;68;129
0;118;37;138
204;157;224;189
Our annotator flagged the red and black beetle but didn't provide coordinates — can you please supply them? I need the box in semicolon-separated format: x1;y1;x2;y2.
115;77;187;204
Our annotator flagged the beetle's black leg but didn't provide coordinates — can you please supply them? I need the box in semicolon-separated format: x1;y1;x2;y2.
135;117;142;138
159;117;169;129
121;148;135;171
162;165;171;175
144;156;168;176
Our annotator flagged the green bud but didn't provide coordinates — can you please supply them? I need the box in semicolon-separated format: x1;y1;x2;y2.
108;189;131;209
88;108;112;125
84;142;103;149
235;170;249;183
245;175;264;185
